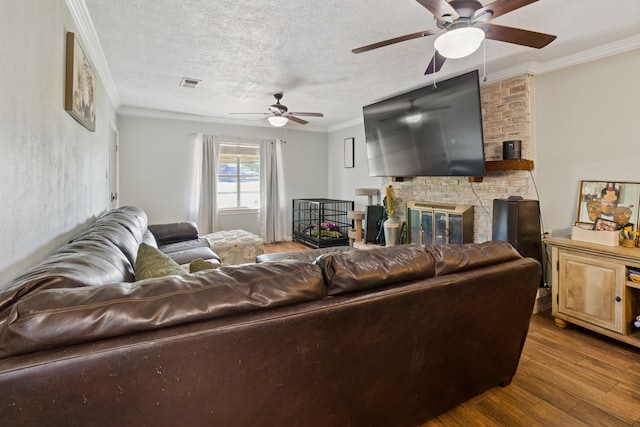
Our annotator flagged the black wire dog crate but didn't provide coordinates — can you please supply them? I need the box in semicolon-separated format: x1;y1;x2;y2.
292;198;354;248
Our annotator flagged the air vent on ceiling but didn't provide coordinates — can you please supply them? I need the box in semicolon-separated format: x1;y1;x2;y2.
180;77;201;88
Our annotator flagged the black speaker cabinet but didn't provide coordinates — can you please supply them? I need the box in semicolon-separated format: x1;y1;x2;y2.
365;205;384;244
492;197;543;284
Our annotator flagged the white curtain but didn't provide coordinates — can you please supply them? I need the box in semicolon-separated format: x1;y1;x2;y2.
259;139;287;242
188;133;219;235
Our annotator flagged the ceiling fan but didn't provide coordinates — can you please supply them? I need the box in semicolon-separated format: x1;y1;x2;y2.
230;93;324;127
352;0;557;75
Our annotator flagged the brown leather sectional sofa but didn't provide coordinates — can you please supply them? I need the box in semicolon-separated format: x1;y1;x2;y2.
0;206;541;426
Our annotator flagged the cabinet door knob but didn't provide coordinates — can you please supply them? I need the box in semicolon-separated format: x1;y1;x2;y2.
615;296;621;302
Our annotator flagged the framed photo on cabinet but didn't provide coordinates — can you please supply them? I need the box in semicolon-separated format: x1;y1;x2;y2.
576;180;640;229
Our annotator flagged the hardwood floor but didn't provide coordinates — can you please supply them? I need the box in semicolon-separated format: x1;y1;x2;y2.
263;241;310;254
264;242;640;426
422;311;640;427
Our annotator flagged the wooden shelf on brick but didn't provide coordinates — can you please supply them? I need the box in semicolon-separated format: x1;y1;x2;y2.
468;159;535;183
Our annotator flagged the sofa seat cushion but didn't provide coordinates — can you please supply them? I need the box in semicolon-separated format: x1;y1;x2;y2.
165;246;220;266
158;238;220;265
157;237;209;254
0;261;325;358
315;245;435;296
425;241;523;276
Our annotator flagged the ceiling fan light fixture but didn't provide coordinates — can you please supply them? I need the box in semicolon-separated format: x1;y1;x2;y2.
434;27;485;59
267;116;288;127
405;113;423;123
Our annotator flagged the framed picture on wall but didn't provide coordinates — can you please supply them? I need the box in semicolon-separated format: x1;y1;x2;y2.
65;32;96;132
344;138;354;168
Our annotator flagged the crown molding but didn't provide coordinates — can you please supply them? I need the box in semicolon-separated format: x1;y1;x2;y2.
485;35;640;82
534;35;640;74
117;106;328;133
65;0;120;109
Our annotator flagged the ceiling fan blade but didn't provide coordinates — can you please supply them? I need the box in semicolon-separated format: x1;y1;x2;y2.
230;112;270;115
478;23;556;48
415;0;459;20
288;112;324;117
424;51;446;75
287;115;309;125
474;0;538;21
352;29;440;53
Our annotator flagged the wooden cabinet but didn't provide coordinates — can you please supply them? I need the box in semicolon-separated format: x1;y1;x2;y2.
407;201;473;245
546;236;640;348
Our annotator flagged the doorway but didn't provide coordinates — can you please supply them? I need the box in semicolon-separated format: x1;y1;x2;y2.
109;120;119;209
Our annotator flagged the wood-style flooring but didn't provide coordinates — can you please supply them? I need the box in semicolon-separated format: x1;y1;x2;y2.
423;311;640;426
262;241;310;254
263;242;640;426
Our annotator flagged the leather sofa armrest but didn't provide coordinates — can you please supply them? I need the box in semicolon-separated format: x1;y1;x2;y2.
148;222;200;246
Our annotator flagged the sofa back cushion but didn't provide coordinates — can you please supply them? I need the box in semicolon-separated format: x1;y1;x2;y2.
0;207;148;315
0;261;326;358
0;235;135;313
315;245;435;296
425;241;523;276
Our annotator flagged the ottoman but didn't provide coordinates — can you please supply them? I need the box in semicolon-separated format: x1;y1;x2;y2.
204;230;264;265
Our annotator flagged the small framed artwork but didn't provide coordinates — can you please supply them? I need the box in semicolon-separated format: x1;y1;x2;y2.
65;32;96;132
593;217;619;231
344;137;354;168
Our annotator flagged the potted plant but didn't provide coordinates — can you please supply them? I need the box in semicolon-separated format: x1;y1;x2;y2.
383;185;402;246
620;225;638;247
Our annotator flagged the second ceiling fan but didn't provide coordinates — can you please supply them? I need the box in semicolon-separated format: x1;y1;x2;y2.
231;93;324;127
352;0;556;75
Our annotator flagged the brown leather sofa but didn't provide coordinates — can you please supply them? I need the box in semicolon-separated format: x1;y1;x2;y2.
0;206;541;426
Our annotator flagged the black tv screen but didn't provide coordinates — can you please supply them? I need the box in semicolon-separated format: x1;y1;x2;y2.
363;70;485;177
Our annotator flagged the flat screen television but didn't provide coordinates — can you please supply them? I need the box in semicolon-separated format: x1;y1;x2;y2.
363;70;485;177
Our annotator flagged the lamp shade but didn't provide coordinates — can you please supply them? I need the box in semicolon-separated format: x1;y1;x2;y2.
267;116;288;127
434;27;485;59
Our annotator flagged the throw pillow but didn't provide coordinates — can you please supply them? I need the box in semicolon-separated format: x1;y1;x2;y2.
189;258;222;273
135;243;186;280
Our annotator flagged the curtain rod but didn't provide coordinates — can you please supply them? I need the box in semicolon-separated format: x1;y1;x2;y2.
188;132;286;143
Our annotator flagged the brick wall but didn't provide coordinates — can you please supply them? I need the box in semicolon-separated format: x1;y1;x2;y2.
382;74;534;242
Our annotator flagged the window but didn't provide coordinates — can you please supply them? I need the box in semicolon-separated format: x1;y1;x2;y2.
217;144;260;210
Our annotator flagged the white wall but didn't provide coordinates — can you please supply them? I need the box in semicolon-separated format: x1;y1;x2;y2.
535;49;640;235
117;115;329;237
0;0;117;287
327;122;383;211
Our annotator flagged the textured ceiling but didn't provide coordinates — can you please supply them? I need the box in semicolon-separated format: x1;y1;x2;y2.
84;0;640;130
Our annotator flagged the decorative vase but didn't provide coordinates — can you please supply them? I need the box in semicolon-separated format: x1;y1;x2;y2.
383;217;400;246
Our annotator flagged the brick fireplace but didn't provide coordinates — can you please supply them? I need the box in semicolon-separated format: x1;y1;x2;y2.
382;74;535;243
